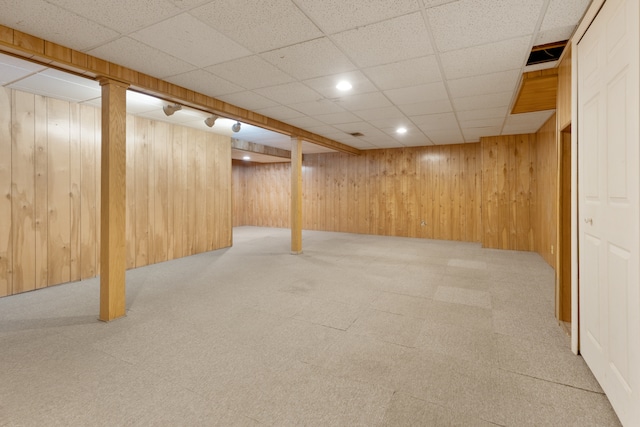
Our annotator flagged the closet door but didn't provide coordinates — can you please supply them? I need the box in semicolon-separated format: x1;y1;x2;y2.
578;0;640;424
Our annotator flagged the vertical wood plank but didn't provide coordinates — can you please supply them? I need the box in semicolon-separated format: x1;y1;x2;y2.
166;123;175;259
12;90;36;294
125;114;136;269
291;136;302;254
80;104;97;279
153;121;168;262
34;94;48;289
0;88;12;296
186;128;196;255
47;97;71;287
146;119;156;265
69;102;81;282
194;130;206;254
134;116;149;267
206;133;216;250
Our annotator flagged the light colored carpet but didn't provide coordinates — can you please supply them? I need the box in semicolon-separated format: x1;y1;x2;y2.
0;227;621;426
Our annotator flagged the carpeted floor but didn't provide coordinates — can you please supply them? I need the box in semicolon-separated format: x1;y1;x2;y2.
0;226;621;426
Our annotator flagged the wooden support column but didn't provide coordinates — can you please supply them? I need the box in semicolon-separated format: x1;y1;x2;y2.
291;136;303;254
98;77;128;321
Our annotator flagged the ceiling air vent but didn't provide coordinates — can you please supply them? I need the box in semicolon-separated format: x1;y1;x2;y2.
349;132;364;137
526;41;567;66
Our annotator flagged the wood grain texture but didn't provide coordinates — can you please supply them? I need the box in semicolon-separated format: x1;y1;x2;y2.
557;44;572;131
291;137;303;253
0;25;360;155
0;88;11;296
69;103;81;283
47;98;71;285
34;94;48;289
532;114;558;267
99;78;128;321
481;134;535;251
80;104;98;279
11;90;36;294
512;68;558;114
234;144;482;242
2;88;232;299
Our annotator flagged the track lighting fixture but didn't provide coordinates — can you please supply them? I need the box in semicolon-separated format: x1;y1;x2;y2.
231;121;241;133
163;103;182;116
204;114;219;127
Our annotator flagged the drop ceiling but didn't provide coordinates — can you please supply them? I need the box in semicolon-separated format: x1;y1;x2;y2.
0;0;591;152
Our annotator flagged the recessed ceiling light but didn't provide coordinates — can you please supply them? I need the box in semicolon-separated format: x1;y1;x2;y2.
336;81;352;91
396;127;407;134
243;156;251;161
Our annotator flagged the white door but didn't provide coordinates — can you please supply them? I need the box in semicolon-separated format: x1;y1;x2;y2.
578;0;640;425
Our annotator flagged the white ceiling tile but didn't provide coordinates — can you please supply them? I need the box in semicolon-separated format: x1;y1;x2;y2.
255;82;321;105
332;12;433;68
0;0;118;51
169;0;210;8
421;129;464;145
384;81;448;106
397;98;452;116
539;0;592;32
217;91;279;110
366;117;413;129
364;55;441;90
261;38;356;80
206;56;294;90
125;91;165;114
0;56;47;85
462;126;502;142
502;110;555;134
411;112;458;131
335;91;392;111
88;37;196;79
130;13;251;68
303;71;377;99
305;124;344;137
46;0;180;33
254;105;305;121
165;69;243;97
315;112;362;125
426;0;543;52
9;69;100;102
441;36;531;80
459;117;504;129
448;69;520;99
422;0;458;8
193;0;322;52
454;91;513;112
284;116;327;128
290;99;345;116
535;27;574;45
333;121;380;134
354;106;406;121
457;107;508;122
295;0;421;34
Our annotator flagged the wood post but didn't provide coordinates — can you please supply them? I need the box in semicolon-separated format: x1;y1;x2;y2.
291;136;303;254
98;78;128;321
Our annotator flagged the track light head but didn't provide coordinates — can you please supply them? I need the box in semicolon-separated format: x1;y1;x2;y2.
163;103;182;116
231;121;241;133
204;114;219;127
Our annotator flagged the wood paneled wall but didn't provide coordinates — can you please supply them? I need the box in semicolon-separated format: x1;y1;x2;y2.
532;114;558;267
0;88;231;298
234;131;560;260
480;134;535;251
557;45;572;131
233;144;482;242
